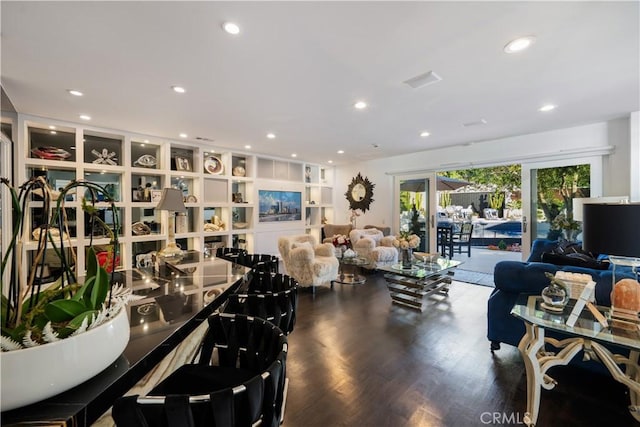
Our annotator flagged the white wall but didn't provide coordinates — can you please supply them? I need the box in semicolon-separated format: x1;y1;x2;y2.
603;117;631;197
335;117;636;233
630;111;640;202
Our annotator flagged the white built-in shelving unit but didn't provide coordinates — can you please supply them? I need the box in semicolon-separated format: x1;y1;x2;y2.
6;114;334;275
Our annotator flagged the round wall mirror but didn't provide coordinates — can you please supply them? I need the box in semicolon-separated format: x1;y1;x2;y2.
345;173;375;212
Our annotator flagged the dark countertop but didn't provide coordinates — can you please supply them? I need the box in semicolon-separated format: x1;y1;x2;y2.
1;252;247;426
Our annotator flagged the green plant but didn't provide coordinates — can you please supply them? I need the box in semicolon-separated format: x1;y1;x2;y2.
506;199;522;210
489;191;505;210
439;191;451;207
498;240;508;251
1;177;123;350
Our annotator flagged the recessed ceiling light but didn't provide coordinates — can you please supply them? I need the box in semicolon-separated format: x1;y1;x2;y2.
354;101;367;110
179;133;188;138
50;130;57;134
245;145;251;149
68;89;83;96
539;104;556;112
337;150;344;154
171;86;186;93
504;36;536;53
328;160;333;164
144;139;149;143
79;114;91;121
266;133;276;139
291;153;297;158
223;22;240;35
48;125;56;130
420;131;430;137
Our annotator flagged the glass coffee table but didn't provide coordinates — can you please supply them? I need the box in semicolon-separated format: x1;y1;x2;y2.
333;256;370;285
511;295;640;426
377;258;462;311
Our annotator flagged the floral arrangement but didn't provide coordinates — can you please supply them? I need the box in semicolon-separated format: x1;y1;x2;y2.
332;234;351;249
393;231;420;250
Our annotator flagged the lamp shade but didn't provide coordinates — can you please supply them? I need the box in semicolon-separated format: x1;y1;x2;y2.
582;203;640;257
156;188;187;213
572;196;628;221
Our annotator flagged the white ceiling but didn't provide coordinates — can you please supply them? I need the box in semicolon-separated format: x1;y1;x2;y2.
1;1;638;166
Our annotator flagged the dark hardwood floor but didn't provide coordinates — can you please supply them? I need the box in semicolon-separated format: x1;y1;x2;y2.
283;273;638;427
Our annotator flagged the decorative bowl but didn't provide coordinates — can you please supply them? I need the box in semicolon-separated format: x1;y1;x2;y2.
0;308;130;411
414;252;439;263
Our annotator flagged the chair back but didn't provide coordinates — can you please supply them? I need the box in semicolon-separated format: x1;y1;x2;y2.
277;235;316;271
323;224;353;241
459;223;473;241
225;272;298;334
349;228;384;245
483;208;499;220
364;225;391;236
113;313;287;427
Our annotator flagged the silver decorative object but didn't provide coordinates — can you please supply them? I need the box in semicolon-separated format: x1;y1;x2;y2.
92;148;118;165
133;154;157;168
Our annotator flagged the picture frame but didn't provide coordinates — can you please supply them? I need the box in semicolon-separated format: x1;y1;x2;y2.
258;190;302;222
150;190;163;203
175;156;192;172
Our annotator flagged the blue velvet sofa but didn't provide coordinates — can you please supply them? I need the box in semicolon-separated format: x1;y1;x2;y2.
487;239;636;352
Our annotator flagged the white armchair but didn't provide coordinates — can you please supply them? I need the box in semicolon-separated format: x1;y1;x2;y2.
278;234;339;292
349;228;398;269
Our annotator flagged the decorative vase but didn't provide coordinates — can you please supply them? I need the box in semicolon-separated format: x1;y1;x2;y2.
401;248;413;269
0;308;130;411
541;281;569;312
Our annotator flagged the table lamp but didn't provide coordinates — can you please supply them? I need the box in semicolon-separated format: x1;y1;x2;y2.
582;202;640;324
156;188;187;259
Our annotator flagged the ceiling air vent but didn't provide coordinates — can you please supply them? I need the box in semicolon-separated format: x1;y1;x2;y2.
463;119;487;127
403;70;442;89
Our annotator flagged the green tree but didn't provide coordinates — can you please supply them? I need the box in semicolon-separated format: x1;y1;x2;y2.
442;164;590;239
441;165;521;190
536;165;590;237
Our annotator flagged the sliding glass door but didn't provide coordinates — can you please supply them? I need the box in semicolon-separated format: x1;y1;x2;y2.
521;157;602;259
396;173;437;252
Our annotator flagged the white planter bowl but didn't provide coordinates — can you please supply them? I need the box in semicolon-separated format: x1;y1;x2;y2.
1;308;130;412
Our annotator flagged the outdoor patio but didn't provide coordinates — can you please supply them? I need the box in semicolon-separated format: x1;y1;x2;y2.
449;246;523;287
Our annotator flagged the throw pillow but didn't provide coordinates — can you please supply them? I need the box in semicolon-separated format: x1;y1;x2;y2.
541;252;609;270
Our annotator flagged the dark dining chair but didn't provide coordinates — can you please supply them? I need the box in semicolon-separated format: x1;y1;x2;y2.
452;222;474;257
437;225;454;259
113;313;287;427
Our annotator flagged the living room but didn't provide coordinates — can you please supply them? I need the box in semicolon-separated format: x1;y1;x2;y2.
1;2;639;426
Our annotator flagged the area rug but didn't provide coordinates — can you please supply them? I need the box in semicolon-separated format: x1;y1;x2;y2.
452;269;495;287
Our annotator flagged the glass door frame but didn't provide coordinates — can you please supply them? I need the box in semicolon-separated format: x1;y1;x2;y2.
521;156;603;260
393;172;438;253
